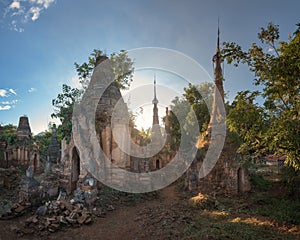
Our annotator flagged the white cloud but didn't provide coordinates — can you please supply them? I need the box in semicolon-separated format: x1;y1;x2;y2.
1;100;19;104
28;6;41;21
9;88;17;95
31;0;55;9
28;87;37;93
43;0;55;9
9;1;21;9
0;99;19;110
0;105;11;111
0;89;7;97
0;88;17;96
4;0;56;32
10;20;24;32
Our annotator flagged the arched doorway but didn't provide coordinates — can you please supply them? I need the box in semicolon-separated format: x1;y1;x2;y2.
156;159;160;169
71;147;80;191
237;168;243;193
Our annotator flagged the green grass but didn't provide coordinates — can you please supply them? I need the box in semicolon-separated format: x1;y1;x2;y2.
183;179;300;240
256;198;300;225
183;212;299;240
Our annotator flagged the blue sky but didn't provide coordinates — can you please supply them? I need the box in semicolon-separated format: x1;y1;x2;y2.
0;0;299;134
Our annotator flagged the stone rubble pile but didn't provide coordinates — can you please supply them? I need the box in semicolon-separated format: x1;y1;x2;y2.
0;202;31;219
25;199;93;233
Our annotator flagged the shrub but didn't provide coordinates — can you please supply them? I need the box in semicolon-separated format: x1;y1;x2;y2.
249;173;270;191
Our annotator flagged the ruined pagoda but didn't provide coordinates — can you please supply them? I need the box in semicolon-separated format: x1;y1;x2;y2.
17;116;32;141
48;124;60;163
148;75;171;170
193;24;251;195
206;23;225;141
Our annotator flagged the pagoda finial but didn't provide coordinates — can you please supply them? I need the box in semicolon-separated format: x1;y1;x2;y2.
204;19;225;143
152;73;159;126
152;73;158;104
212;18;224;100
217;17;220;51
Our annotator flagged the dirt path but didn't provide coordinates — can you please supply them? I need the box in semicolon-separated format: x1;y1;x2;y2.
2;181;299;240
45;184;181;240
0;184;185;240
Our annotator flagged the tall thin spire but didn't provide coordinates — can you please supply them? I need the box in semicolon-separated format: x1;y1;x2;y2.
151;74;162;141
152;74;159;125
152;73;158;105
212;18;224;101
205;20;225;141
217;17;220;51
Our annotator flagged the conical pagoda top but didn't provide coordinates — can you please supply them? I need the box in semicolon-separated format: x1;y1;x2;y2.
152;74;158;105
212;20;224;101
202;21;226;143
151;74;162;143
17;115;32;140
152;74;160;126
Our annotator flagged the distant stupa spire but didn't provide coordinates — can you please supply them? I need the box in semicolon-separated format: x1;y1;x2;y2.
217;17;220;52
152;74;159;125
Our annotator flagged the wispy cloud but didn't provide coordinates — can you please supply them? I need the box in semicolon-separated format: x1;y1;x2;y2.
3;0;56;32
0;105;11;111
28;87;37;92
0;98;19;110
0;88;17;97
30;0;55;9
0;89;7;97
1;100;19;104
10;20;24;32
28;6;40;21
9;88;17;95
9;1;21;9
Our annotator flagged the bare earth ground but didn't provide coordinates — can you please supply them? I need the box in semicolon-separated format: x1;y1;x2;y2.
45;184;185;240
1;180;300;240
0;184;192;240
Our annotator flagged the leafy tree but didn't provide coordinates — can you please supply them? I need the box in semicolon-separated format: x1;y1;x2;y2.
183;82;214;132
167;96;189;150
223;22;300;170
51;84;83;142
109;50;134;90
227;91;269;155
168;82;214;150
138;127;151;146
33;129;52;160
74;49;134;90
0;124;17;145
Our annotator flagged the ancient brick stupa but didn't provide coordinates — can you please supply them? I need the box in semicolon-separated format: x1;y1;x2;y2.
48;125;60;163
187;25;251;195
17;116;32;141
18;166;40;205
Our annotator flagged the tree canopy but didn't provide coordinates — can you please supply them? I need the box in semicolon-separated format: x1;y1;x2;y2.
223;22;300;170
0;124;17;146
167;82;214;150
74;49;134;90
